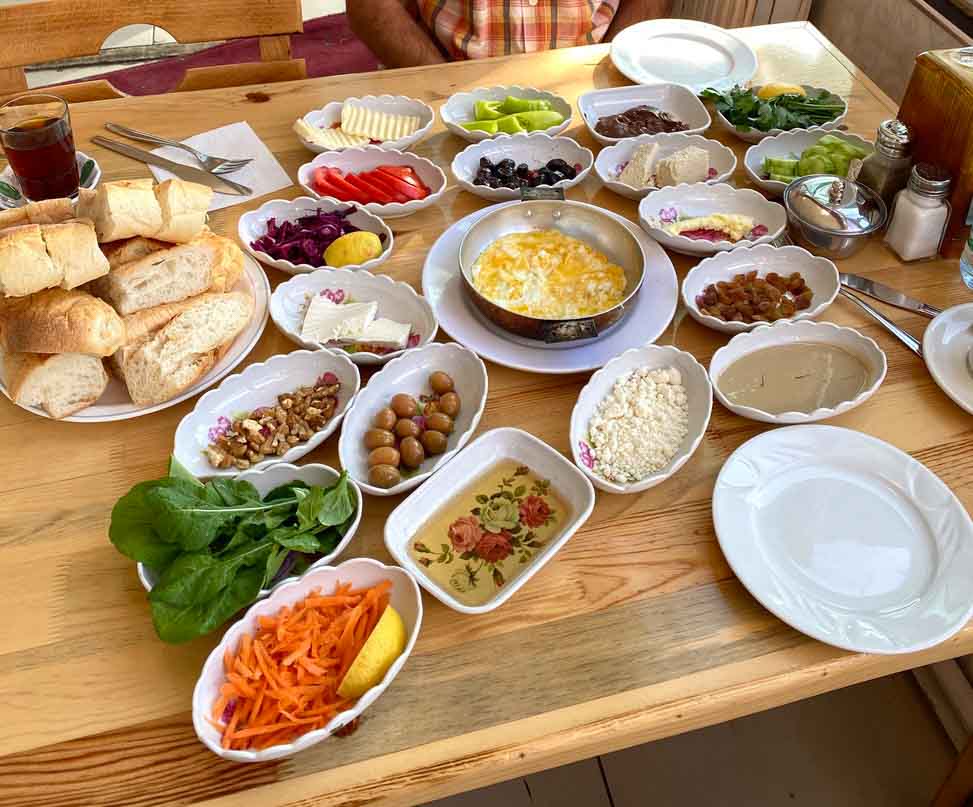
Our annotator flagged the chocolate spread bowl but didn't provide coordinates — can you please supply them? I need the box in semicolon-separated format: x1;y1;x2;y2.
457;200;646;344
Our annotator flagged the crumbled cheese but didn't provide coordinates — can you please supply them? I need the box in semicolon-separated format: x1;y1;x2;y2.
587;366;689;483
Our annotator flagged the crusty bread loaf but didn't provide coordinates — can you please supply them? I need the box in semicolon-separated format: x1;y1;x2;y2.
153;179;213;243
26;198;74;225
40;218;110;290
113;291;253;405
0;350;108;418
0;208;28;230
101;235;169;269
77;179;163;242
0;287;125;356
0;224;60;297
88;232;244;315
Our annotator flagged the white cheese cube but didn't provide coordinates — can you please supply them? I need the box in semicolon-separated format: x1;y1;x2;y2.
618;143;660;188
655;146;710;187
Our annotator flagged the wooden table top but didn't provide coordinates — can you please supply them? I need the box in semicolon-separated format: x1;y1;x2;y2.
2;20;971;807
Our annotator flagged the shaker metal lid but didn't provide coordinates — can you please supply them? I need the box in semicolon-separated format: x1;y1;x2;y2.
874;119;913;157
909;163;952;197
784;173;888;235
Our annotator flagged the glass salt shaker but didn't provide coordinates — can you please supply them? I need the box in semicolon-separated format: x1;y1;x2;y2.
884;163;951;262
858;119;914;207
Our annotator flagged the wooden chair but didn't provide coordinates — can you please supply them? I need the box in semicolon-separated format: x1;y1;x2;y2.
0;0;305;102
672;0;814;27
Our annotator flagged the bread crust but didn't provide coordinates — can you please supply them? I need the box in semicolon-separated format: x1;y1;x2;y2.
0;288;125;356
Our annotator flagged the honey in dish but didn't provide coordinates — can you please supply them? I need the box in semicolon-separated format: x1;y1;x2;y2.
471;229;626;320
718;343;869;414
408;461;569;606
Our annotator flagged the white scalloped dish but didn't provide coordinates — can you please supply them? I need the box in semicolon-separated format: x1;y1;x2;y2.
238;197;393;275
173;349;361;479
270;269;438;365
296;94;434;153
193;558;423;762
440;85;573;142
577;83;712;146
638;183;787;256
711;85;847;144
708;320;887;424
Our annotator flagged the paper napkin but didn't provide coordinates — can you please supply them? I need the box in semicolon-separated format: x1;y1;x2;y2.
148;121;292;211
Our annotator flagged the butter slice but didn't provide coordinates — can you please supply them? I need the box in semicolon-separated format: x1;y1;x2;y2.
655;146;710;188
301;297;378;343
359;317;411;348
341;104;421;142
293;119;369;149
618;143;660;188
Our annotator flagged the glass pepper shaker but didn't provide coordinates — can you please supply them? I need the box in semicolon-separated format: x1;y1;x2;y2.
858;119;914;207
884;163;951;262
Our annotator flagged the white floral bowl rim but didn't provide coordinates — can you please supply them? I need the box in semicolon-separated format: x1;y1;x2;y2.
297;94;435;153
439;85;573;142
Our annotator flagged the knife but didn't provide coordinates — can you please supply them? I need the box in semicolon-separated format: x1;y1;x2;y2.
839;272;942;319
90;136;252;196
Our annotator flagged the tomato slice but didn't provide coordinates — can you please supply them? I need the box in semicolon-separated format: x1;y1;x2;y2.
312;168;368;203
371;168;428;200
344;172;398;204
361;169;419;202
376;166;429;193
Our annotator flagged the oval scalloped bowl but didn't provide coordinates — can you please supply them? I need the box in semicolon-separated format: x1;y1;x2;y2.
708;320;887;424
173;349;361;479
238;196;393;275
569;345;713;494
270;268;439;365
711;85;848;144
296;94;434;153
298;146;447;219
440;85;573;142
338;342;488;496
577;83;712;146
682;244;839;335
451;132;593;201
193;558;422;762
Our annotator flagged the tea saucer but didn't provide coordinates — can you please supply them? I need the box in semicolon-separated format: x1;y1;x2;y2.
421;202;678;374
0;150;100;208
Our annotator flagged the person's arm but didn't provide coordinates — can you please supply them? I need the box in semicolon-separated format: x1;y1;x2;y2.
605;0;674;40
347;0;447;68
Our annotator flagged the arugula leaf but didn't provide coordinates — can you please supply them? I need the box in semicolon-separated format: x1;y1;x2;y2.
109;480;184;567
208;478;262;507
168;456;203;486
149;541;271;607
264;480;310;501
296;485;325;531
317;472;355;527
263;545;289;588
266;525;323;553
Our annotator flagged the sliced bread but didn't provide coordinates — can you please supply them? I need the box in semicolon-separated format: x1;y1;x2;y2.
0;287;126;356
41;218;110;289
0;224;61;297
153;179;213;243
0;350;108;418
77;179;163;243
101;235;169;269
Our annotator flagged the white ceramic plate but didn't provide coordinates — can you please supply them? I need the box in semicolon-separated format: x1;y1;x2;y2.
570;346;712;494
337;342;488;496
682;244;839;334
638;183;787;257
713;425;973;654
297;146;447;219
709;320;887;424
193;558;422;762
0;254;270;422
451;133;593;202
439;85;573;143
137;462;364;595
270;269;438;365
577;83;712;146
173;349;360;479
385;427;595;614
923;303;973;416
712;85;848;145
237;196;393;275
296;94;434;153
595;132;736;202
611;19;757;93
421;201;678;374
744;129;873;196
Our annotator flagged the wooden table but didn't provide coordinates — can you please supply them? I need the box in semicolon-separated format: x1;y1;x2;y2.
2;21;971;807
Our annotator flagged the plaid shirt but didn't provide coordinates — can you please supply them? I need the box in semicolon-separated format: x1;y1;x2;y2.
417;0;620;59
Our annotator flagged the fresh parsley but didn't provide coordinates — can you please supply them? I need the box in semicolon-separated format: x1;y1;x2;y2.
700;86;845;133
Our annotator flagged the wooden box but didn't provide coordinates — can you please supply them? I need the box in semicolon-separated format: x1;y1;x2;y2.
899;47;973;239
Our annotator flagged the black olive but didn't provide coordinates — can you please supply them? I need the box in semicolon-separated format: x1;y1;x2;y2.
487;176;501;188
503;178;520;189
479;156;493;169
497;158;515;171
515;162;529;178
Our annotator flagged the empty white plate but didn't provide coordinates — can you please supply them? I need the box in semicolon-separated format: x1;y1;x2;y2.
611;19;757;93
923;303;973;416
713;425;973;654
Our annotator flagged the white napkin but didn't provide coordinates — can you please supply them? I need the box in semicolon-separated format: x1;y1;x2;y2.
148;121;292;211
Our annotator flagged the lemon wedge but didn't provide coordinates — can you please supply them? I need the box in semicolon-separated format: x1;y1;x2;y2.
337;605;407;698
324;231;383;268
757;83;806;100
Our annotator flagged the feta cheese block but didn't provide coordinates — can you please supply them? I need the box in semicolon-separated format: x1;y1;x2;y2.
358;317;411;348
655;146;710;187
341;104;421;142
293;119;369;148
618;143;660;188
301;297;378;343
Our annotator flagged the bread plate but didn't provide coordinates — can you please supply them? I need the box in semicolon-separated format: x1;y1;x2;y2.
451;133;593;201
270;268;438;365
439;85;573;143
298;146;447;219
173;348;360;479
0;254;271;422
238;196;393;275
595;132;736;202
296;94;434;153
577;83;712;146
711;85;847;144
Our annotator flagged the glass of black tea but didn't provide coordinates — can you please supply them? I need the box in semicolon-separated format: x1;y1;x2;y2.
0;94;79;201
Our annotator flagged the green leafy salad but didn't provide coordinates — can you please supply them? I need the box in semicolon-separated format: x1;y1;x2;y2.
700;86;845;133
110;459;357;644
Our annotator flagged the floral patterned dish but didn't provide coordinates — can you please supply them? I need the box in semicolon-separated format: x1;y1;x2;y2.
0;150;100;209
385;427;595;614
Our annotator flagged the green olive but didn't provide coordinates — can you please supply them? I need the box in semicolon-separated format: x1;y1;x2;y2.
363;429;395;450
395;417;420;439
391;393;418;418
368;446;400;468
368;464;402;489
438;391;461;417
425;412;454;434
421;429;448;455
399;436;425;469
373;407;397;431
429;371;454;395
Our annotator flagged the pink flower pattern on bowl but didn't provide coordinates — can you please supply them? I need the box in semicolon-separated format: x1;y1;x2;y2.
578;440;595;469
208;415;232;444
659;206;678;224
319;288;346;304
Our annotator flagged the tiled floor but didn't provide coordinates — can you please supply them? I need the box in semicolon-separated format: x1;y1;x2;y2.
427;672;955;806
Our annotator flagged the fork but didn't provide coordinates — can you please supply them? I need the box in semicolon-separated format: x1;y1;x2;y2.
104;123;253;175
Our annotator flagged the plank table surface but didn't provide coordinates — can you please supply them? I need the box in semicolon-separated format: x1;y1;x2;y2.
1;21;970;807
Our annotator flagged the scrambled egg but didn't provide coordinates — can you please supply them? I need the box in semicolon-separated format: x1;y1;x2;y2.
663;213;755;242
471;230;627;319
